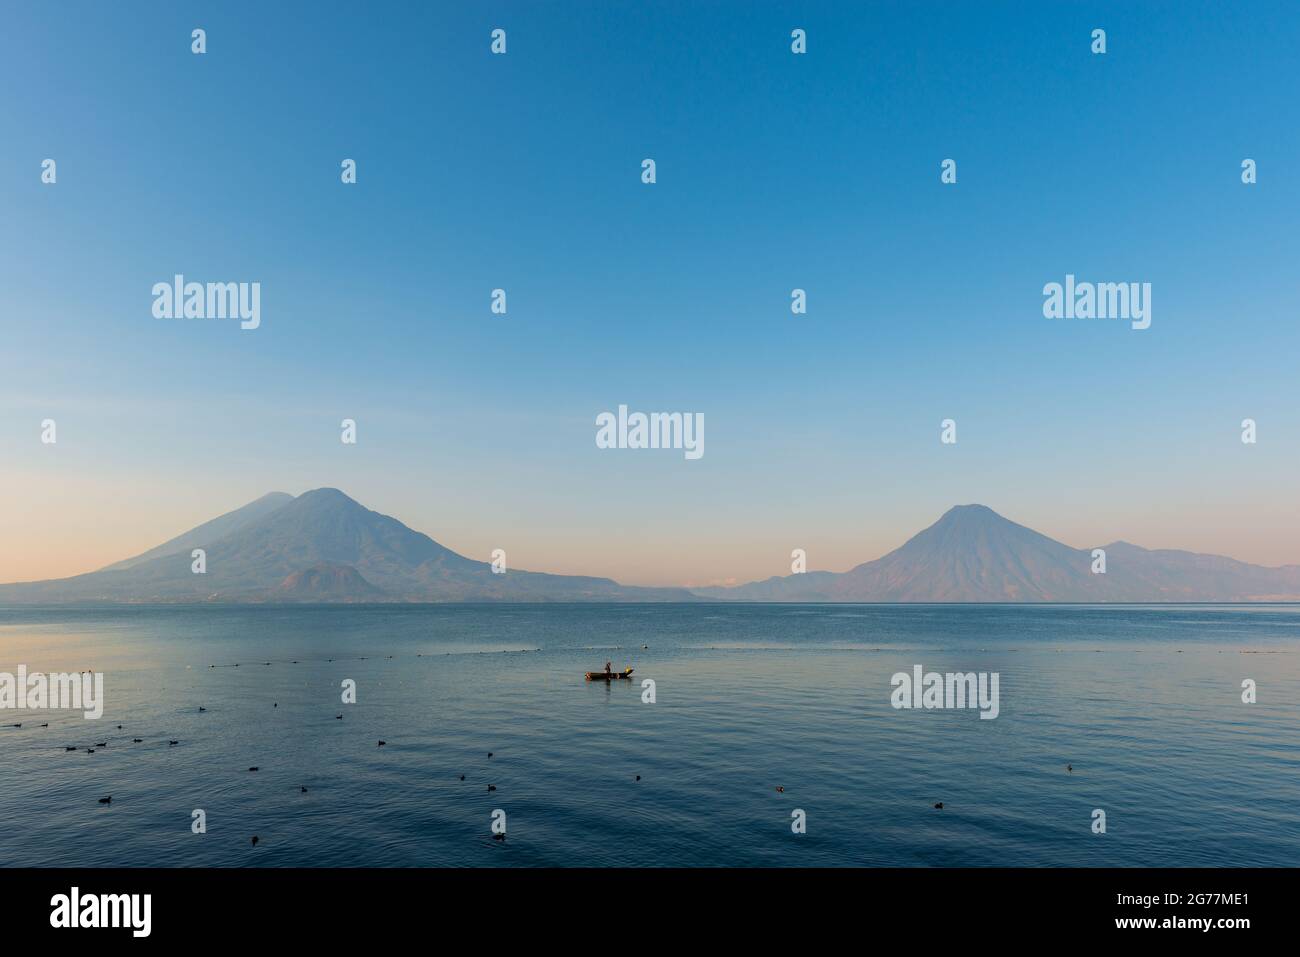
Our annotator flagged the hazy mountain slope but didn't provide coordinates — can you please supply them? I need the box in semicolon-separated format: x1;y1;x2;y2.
826;505;1103;601
697;505;1300;602
1096;541;1300;601
99;491;293;571
274;563;387;601
693;571;840;601
0;488;696;603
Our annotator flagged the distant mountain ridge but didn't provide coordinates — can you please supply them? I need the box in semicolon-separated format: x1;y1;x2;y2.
692;504;1300;602
3;496;1296;604
0;488;696;603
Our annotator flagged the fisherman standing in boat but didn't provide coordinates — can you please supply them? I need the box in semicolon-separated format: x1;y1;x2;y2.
604;660;612;677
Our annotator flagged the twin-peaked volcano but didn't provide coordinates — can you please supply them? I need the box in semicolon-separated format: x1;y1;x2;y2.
0;488;695;603
692;504;1300;602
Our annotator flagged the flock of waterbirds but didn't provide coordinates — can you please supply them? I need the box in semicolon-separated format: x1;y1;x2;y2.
13;646;1088;850
14;651;637;850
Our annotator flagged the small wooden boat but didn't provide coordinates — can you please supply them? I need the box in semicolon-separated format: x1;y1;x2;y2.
585;667;634;681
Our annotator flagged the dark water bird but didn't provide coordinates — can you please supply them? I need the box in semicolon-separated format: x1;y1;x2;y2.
169;740;178;746
1067;764;1073;773
293;661;298;664
116;725;122;729
251;836;259;847
248;767;259;772
335;714;342;720
10;723;19;728
40;723;48;727
273;703;278;708
774;786;784;793
300;787;308;793
378;740;386;747
459;775;465;781
934;803;944;809
133;738;142;743
94;742;106;748
642;645;649;649
86;749;95;754
98;796;111;804
199;707;206;712
636;775;641;781
488;752;493;758
487;785;496;792
64;746;77;751
234;663;239;667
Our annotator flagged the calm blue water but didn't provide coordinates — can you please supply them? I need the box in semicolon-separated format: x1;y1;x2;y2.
0;603;1297;867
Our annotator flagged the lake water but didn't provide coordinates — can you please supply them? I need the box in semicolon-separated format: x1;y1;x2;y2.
0;603;1297;867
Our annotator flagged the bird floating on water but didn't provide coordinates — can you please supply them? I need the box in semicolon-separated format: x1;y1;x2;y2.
487;784;496;792
774;786;784;793
248;767;259;772
98;796;111;804
934;802;944;809
251;836;259;847
378;740;386;747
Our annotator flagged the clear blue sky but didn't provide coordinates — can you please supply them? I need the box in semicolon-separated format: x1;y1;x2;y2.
2;1;1298;585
